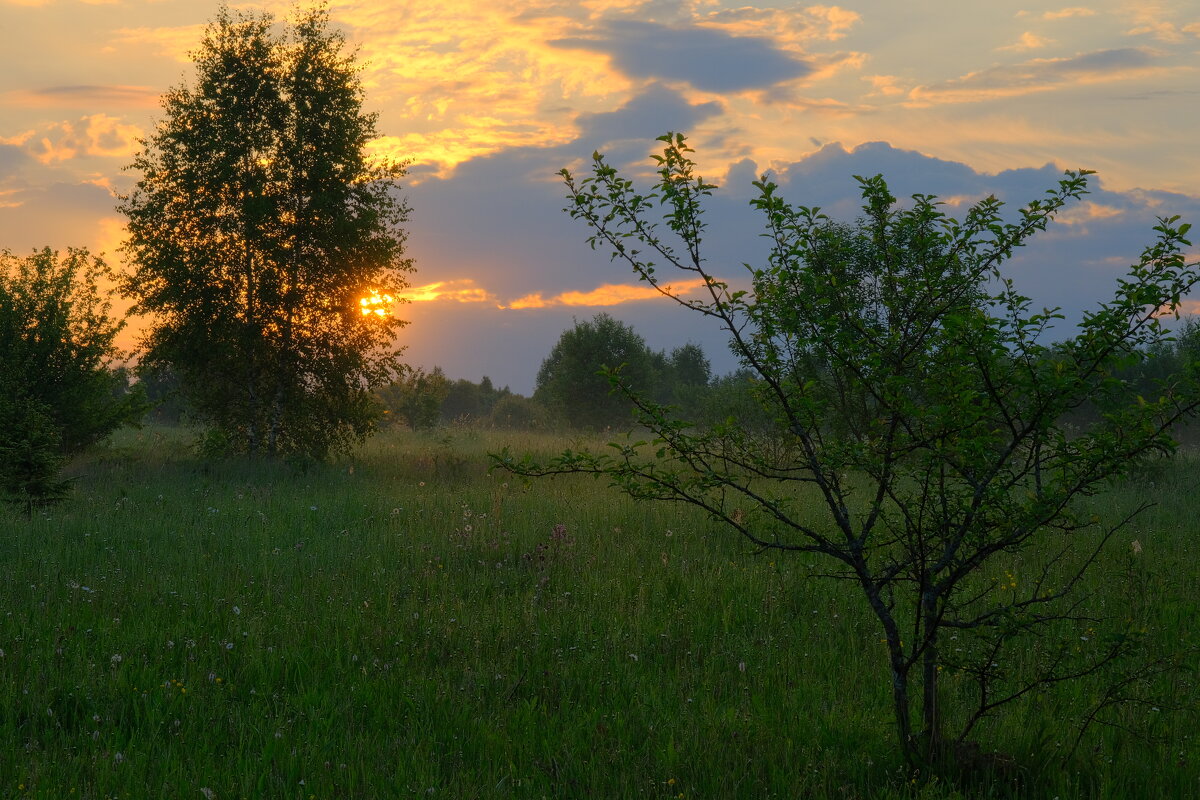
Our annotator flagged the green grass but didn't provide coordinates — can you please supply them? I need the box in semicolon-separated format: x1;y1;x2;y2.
0;426;1197;798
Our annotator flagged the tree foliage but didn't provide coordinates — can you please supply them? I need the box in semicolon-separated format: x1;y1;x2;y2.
534;313;713;429
498;134;1200;768
376;366;450;430
534;313;659;429
441;375;509;424
0;248;145;511
119;4;411;458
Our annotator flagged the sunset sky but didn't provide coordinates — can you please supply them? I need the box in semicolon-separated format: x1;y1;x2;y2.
3;0;1200;392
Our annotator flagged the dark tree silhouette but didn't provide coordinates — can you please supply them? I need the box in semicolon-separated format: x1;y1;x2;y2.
120;5;411;457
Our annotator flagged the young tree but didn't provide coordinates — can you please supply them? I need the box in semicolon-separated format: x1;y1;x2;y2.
0;248;145;511
497;135;1200;768
534;312;658;429
119;4;412;458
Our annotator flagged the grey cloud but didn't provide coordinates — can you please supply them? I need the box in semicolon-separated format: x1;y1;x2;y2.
915;47;1159;99
574;84;722;148
549;19;812;93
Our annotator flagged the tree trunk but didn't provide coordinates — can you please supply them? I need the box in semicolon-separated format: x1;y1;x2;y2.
889;656;918;765
920;587;943;763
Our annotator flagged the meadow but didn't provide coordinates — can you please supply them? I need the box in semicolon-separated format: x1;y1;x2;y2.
1;425;1197;799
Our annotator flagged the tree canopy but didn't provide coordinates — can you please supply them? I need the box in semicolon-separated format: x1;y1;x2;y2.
119;4;411;458
534;313;659;430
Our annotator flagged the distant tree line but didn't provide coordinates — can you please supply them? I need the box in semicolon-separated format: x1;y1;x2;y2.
360;310;1200;435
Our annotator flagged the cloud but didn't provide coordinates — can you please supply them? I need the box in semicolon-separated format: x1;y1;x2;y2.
399;272;714;312
574;84;722;147
1054;201;1124;226
1041;7;1097;20
5;85;160;109
506;278;710;309
997;32;1055;52
1113;0;1200;42
863;74;907;97
909;48;1167;104
404;279;496;304
28;114;142;164
548;19;813;93
0;130;34;146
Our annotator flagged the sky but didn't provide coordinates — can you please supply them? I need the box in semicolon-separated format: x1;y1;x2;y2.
2;0;1200;394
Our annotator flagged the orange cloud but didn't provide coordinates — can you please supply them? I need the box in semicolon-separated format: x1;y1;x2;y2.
997;32;1055;52
863;74;907;97
1042;7;1097;20
0;129;35;146
331;2;862;176
1154;299;1200;318
0;189;23;209
404;279;496;304
1056;201;1124;226
29;114;142;164
1121;1;1193;42
504;278;710;309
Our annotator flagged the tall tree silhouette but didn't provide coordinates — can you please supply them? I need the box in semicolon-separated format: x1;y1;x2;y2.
120;4;412;457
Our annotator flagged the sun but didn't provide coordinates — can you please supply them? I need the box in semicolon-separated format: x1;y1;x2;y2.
359;290;394;318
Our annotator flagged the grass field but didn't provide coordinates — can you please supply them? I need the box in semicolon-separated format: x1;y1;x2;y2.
1;426;1197;799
